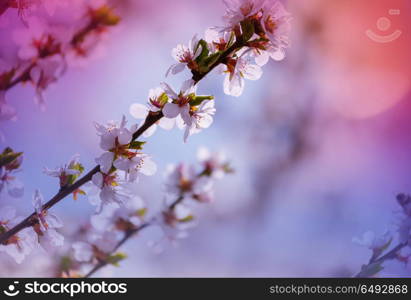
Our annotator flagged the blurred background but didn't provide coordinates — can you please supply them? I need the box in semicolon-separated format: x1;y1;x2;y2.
1;0;411;277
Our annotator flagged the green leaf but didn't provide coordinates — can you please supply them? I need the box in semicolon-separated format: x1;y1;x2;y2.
136;208;147;217
72;163;85;174
60;256;72;272
0;151;22;168
190;95;214;106
240;19;255;42
203;52;222;69
179;215;194;223
195;39;210;64
129;141;146;150
157;93;169;106
106;252;127;267
94;5;121;26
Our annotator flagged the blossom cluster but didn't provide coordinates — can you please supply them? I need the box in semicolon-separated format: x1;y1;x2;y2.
63;147;231;276
166;0;290;96
0;155;84;263
0;0;290;274
89;116;157;212
129;0;291;143
353;193;411;276
0;0;120;125
158;147;232;245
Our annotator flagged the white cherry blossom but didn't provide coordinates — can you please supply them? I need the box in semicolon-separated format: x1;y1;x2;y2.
222;55;262;97
222;0;265;29
166;35;201;76
161;80;197;126
130;87;175;138
114;153;157;182
94;115;136;173
177;100;216;143
0;91;17;122
43;154;82;187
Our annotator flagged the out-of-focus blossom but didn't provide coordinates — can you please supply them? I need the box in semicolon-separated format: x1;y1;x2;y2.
29;56;64;109
91;196;146;232
164;163;213;201
12;17;62;60
0;206;36;263
0;91;17;122
166;35;201;76
162;202;194;229
259;0;291;62
353;231;392;255
32;190;64;249
397;194;411;217
41;0;69;16
0;148;24;198
398;218;411;245
0;62;17;122
72;231;119;262
197;147;229;178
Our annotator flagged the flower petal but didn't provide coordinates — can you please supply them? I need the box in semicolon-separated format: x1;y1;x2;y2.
162;103;181;118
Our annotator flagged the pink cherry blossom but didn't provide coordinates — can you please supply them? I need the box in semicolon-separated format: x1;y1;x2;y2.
222;55;262;97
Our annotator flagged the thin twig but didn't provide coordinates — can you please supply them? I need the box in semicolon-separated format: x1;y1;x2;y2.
84;222;151;278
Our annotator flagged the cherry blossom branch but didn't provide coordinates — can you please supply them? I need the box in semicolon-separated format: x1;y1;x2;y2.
0;114;163;245
84;222;150;278
0;36;247;246
1;0;292;270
